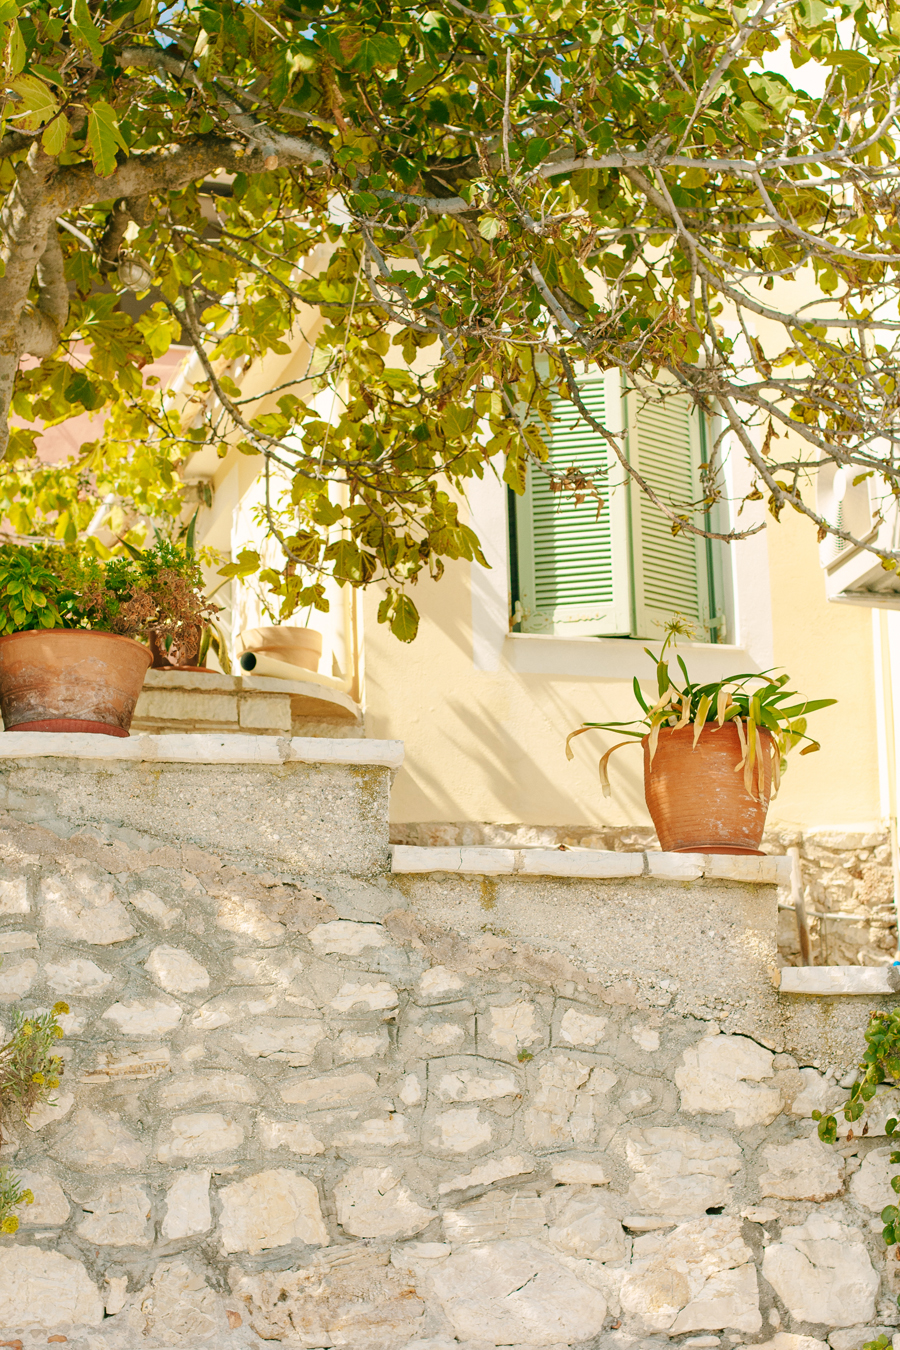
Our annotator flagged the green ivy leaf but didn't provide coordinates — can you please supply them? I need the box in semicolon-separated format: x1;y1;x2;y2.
390;593;419;642
355;33;401;72
69;0;104;63
86;99;127;177
8;74;58;131
41;112;69;156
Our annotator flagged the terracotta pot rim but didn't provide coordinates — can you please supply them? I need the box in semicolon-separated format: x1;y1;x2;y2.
0;628;152;661
150;663;217;674
642;721;774;744
10;718;130;737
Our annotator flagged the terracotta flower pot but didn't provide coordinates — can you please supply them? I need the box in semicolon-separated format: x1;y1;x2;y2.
238;625;322;674
643;721;774;855
0;629;153;737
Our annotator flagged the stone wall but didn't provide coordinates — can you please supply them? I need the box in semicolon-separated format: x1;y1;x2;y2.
0;736;897;1350
392;821;898;968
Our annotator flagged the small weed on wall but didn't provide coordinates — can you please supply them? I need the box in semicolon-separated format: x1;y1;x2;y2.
0;1000;68;1232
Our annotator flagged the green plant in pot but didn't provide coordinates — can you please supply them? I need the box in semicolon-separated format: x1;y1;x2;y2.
116;511;231;673
567;623;835;855
0;541;219;736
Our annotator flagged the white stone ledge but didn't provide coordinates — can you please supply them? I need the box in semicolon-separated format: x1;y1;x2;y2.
0;731;403;769
779;964;900;995
390;845;792;885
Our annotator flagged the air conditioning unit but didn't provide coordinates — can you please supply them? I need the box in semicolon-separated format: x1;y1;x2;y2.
817;461;900;608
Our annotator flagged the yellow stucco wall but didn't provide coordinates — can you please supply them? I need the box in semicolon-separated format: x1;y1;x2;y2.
362;503;882;833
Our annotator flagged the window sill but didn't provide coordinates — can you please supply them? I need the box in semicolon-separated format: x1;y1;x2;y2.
504;633;760;681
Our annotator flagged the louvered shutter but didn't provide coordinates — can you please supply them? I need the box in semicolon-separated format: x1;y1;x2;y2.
513;373;631;636
626;389;713;640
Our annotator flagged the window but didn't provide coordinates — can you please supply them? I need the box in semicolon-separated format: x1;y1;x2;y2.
510;373;725;641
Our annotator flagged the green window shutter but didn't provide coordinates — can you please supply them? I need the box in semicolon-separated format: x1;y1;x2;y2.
513;374;631;636
627;389;713;640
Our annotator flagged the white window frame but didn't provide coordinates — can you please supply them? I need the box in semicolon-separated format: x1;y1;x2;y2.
469;425;774;680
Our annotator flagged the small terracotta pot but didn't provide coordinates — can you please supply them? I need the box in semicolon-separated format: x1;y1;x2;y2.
0;629;153;736
643;721;774;855
238;625;322;674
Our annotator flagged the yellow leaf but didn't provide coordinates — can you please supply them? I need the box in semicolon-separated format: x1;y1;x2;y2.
565;725;594;761
598;740;638;798
734;716;748;771
41;112;69;156
692;694;712;748
9;73;58;131
744;719;758;800
716;687;731;725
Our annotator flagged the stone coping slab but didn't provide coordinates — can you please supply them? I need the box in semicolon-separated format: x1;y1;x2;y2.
390;844;792;885
141;665;361;723
779;964;900;995
0;731;404;769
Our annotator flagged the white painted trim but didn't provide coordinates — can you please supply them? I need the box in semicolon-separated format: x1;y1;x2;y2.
0;732;404;769
468;456;510;672
720;428;775;669
287;738;403;768
390;844;790;885
779;965;900;995
504;634;761;682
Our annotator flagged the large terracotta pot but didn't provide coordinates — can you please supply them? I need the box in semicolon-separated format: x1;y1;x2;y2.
643;721;774;855
0;629;152;736
238;625;322;674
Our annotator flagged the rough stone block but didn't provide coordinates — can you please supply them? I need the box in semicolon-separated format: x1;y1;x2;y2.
762;1214;879;1326
238;694;292;730
76;1182;152;1245
0;956;36;1002
157;1112;244;1162
760;1136;844;1201
218;1168;329;1253
308;919;389;954
0;876;28;913
676;1031;783;1128
135;688;239;724
335;1165;436;1237
428;1238;608;1345
0;929;37;951
40;872;135;944
162;1171;212;1240
45;957;112;996
626;1126;742;1217
438;1154;534;1194
258;1117;325;1155
52;1108;147;1169
145;944;211;994
443;1191;546;1245
231;1246;425;1346
621;1217;760;1334
0;1246;103;1327
14;1169;70;1226
102;996;184;1035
